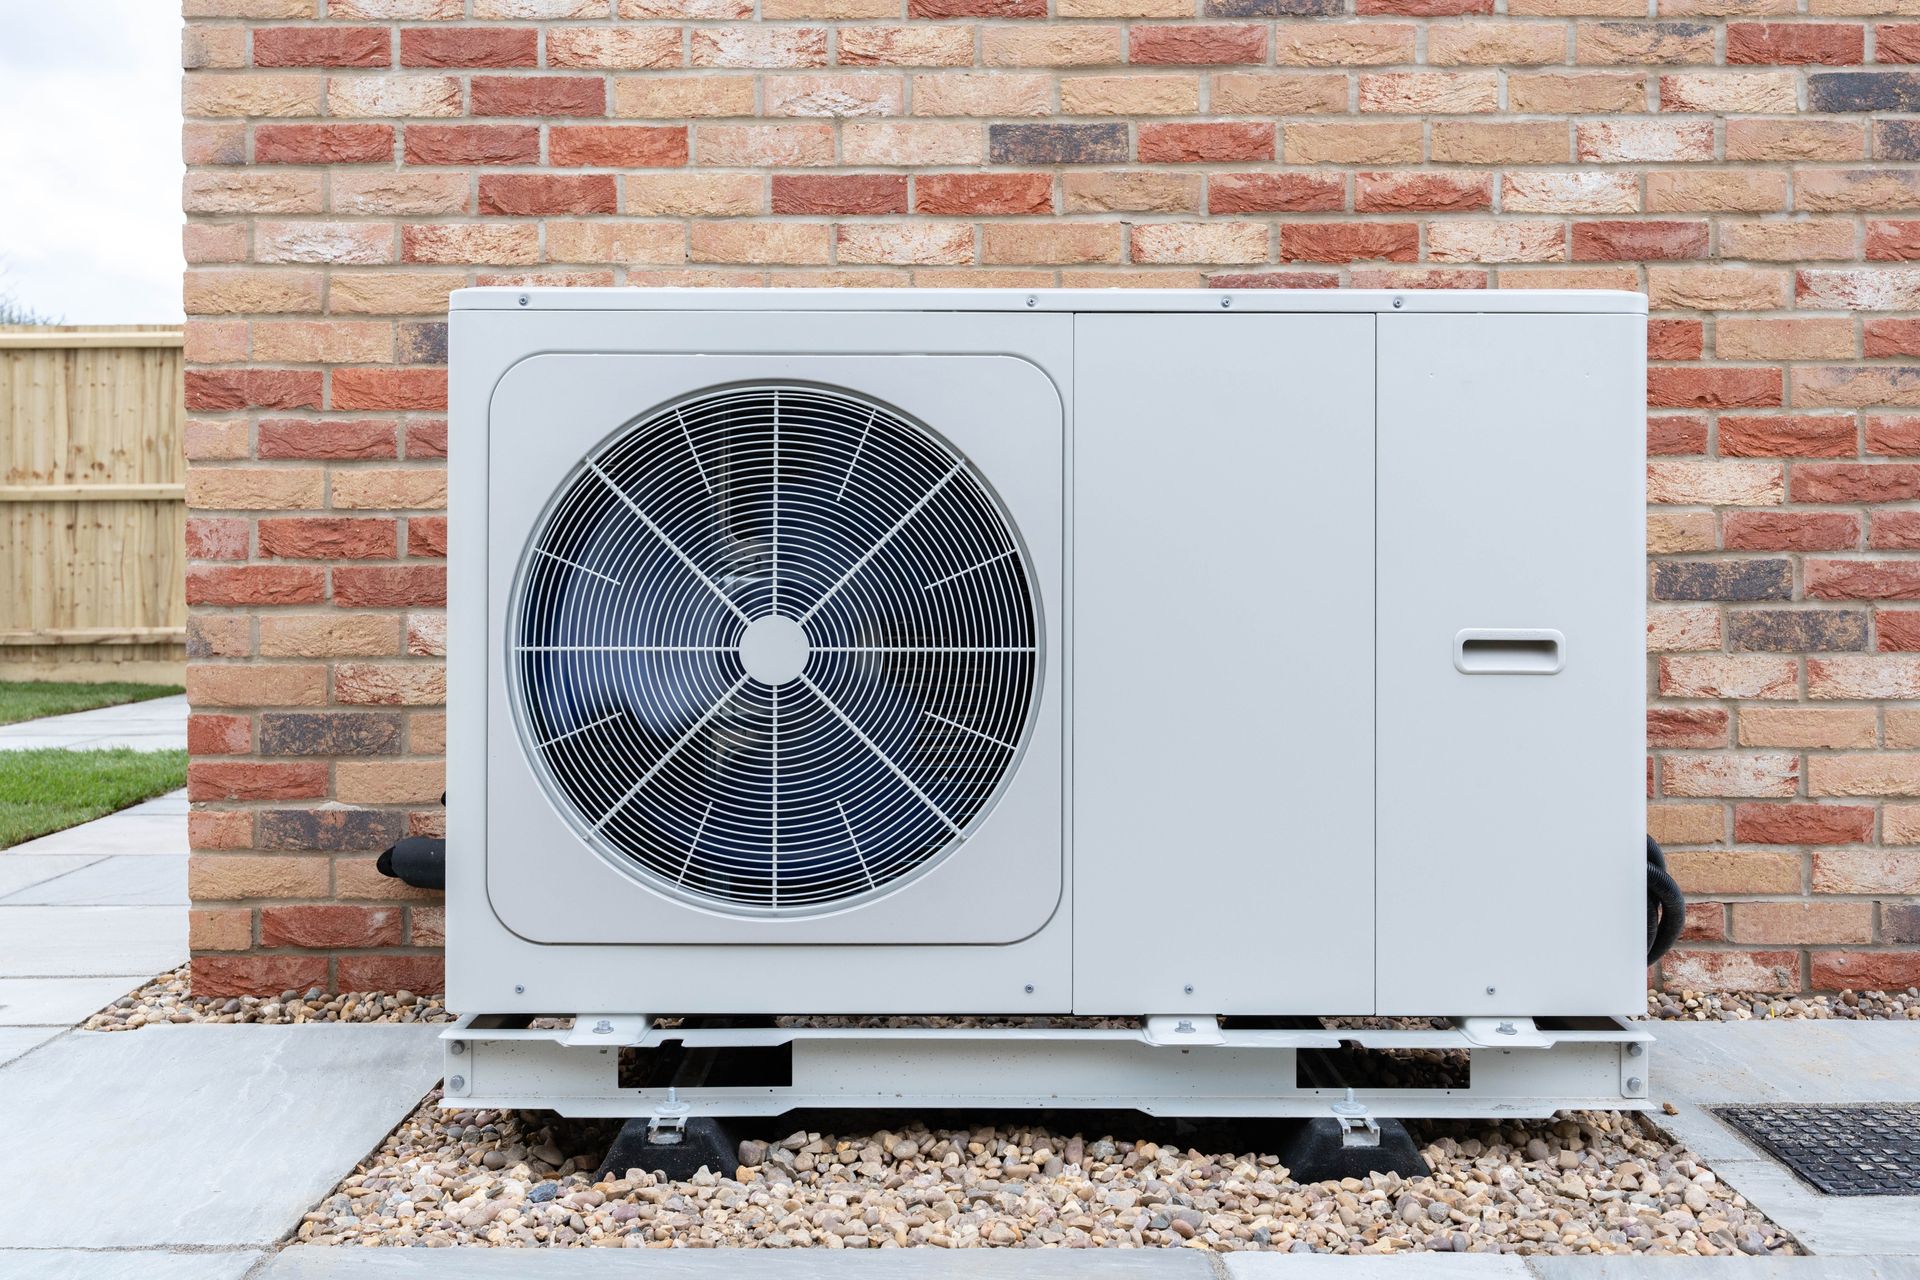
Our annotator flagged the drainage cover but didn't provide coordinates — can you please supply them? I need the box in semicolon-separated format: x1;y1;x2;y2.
1714;1104;1920;1197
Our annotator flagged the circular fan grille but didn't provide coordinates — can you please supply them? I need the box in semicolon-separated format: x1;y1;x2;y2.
511;383;1041;915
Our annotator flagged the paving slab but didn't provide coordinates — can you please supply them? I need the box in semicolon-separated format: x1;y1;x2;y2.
0;854;104;896
0;974;137;1026
0;693;188;751
0;1025;444;1249
0;1248;262;1279
260;1248;1214;1277
0;854;186;906
7;811;187;858
1228;1257;1529;1278
1648;1021;1920;1258
0;1026;62;1067
0;905;184;977
1527;1259;1920;1279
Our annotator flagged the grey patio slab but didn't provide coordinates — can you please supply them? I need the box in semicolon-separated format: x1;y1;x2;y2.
0;854;103;896
7;813;188;858
0;905;184;977
1228;1257;1530;1278
0;694;188;752
0;974;138;1026
0;1026;62;1067
260;1248;1216;1277
1652;1023;1920;1105
0;1025;444;1249
1526;1260;1920;1280
0;854;186;906
0;1249;262;1278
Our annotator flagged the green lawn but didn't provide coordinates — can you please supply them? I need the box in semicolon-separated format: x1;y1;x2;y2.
0;681;184;727
0;748;188;849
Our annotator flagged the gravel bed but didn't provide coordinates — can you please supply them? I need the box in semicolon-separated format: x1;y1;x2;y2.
83;966;453;1030
1645;987;1920;1022
299;1099;1793;1254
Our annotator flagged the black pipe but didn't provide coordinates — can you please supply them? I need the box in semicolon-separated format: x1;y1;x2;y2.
1646;836;1685;966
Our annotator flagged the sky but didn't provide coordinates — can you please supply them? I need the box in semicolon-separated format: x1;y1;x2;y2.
0;3;184;324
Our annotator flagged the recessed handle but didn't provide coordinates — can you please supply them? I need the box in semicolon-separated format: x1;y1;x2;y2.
1455;629;1564;675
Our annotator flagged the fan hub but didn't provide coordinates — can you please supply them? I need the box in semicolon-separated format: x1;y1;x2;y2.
738;614;809;686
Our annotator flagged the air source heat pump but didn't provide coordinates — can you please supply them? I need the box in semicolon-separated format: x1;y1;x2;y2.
445;288;1650;1126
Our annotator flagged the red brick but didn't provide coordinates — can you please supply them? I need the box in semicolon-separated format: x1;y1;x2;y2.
1210;173;1344;214
400;27;539;68
1868;320;1920;358
915;173;1052;215
1646;367;1783;409
260;905;403;949
773;174;907;215
1869;415;1920;453
1129;26;1269;66
1725;512;1861;551
254;27;390;68
478;174;617;215
1660;949;1800;993
333;565;447;609
1649;416;1708;455
1679;903;1725;943
404;125;540;166
1877;24;1920;64
189;762;329;802
1355;172;1490;214
1867;221;1920;261
1728;23;1864;66
191;955;331;999
1733;803;1875;845
1721;415;1858;458
1872;512;1920;551
1649;320;1704;361
1279;223;1419;263
185;370;322;412
1208;271;1343;289
254;124;393;165
259;517;399;561
187;565;327;607
186;517;249;560
549;126;687;168
1358;0;1491;14
1572;221;1710;262
911;0;1044;12
1649;706;1730;747
471;75;605;117
188;713;253;756
1811;951;1920;991
408;517;449;558
258;419;399;461
1878;609;1920;648
1138;123;1274;164
332;368;448;411
1808;560;1920;600
1792;464;1920;503
336;954;446;993
405;421;448;459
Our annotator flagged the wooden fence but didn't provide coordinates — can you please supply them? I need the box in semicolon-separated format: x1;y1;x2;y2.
0;325;186;683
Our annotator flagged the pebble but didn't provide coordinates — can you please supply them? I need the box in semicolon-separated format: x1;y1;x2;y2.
82;966;455;1031
297;1098;1798;1255
1646;987;1919;1022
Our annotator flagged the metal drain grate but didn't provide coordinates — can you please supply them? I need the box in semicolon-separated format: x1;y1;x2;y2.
1714;1104;1920;1197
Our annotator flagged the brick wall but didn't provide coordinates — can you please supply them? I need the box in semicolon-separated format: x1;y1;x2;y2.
183;0;1920;998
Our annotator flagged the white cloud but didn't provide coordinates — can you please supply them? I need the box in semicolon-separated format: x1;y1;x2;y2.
0;2;183;323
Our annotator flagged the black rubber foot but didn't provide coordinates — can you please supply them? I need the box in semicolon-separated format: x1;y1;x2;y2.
1278;1117;1432;1182
594;1115;738;1182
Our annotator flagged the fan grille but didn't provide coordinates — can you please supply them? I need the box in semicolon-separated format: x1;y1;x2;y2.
511;383;1040;914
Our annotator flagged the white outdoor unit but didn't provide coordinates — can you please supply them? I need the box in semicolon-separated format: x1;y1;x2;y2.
445;288;1650;1124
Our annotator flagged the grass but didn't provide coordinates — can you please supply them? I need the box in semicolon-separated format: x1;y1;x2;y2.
0;681;184;728
0;748;188;849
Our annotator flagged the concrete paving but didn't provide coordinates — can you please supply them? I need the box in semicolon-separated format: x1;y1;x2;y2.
6;787;189;857
0;691;187;751
1650;1022;1920;1258
0;904;185;976
0;974;141;1026
1;854;186;905
0;1025;445;1250
0;1249;263;1279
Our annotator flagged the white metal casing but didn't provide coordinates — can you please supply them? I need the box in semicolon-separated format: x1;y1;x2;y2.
449;288;1647;1022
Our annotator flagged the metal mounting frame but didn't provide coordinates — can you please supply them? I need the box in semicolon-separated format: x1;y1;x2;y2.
439;1014;1653;1121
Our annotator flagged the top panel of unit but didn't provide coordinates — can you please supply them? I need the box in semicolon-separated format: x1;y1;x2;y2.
452;287;1647;315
